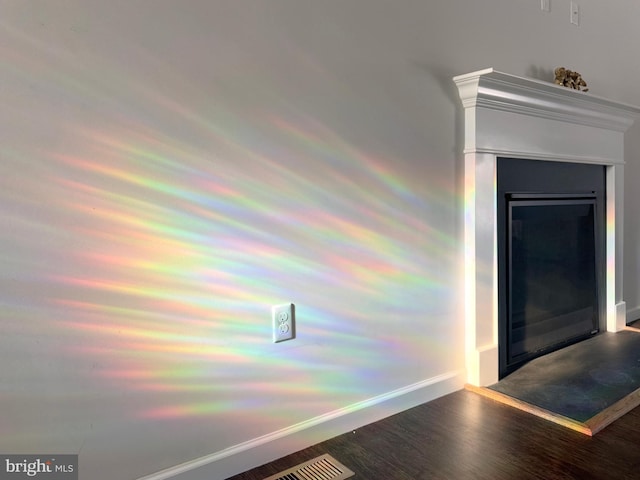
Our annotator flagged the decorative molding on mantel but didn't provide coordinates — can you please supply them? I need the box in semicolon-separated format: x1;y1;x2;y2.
467;148;617;166
454;67;640;387
454;68;640;132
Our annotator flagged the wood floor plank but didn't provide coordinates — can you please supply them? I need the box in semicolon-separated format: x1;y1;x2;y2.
226;390;640;480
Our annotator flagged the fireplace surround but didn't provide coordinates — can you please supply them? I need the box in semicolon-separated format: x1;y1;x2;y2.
454;68;640;386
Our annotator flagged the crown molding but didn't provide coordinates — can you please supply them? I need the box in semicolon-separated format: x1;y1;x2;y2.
454;68;640;132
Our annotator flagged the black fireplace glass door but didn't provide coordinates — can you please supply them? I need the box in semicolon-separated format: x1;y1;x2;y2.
507;195;598;369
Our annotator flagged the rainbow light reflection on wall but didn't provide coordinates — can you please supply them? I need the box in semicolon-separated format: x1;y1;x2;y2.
0;13;461;459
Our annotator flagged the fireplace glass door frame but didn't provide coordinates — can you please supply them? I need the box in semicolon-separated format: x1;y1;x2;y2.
502;193;600;377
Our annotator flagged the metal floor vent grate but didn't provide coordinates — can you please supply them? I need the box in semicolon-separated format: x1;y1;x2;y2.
262;453;355;480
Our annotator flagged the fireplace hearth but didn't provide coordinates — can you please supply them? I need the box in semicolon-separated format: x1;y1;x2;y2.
454;68;640;386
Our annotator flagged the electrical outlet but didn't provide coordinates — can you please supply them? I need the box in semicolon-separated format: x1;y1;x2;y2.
541;0;550;12
272;303;295;343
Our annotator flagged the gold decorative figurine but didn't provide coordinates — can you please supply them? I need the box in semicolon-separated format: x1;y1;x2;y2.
554;67;589;92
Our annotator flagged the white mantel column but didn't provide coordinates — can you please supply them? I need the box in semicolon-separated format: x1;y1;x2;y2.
610;163;627;332
464;152;500;386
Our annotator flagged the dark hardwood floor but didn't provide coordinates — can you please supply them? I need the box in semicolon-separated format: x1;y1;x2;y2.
227;389;640;479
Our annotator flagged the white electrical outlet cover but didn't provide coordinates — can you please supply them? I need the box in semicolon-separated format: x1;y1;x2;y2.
272;303;295;343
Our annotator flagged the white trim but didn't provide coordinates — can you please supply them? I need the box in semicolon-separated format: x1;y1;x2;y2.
626;306;640;324
464;149;622;166
136;371;464;480
615;301;628;331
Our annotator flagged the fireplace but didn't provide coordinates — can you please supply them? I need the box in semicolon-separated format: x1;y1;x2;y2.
453;68;640;386
497;158;605;378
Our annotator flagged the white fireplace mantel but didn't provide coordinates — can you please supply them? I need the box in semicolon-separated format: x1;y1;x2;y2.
454;68;640;386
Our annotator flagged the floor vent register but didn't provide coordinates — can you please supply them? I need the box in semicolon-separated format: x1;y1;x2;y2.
262;453;355;480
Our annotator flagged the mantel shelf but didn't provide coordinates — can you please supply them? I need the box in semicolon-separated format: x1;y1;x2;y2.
454;68;640;132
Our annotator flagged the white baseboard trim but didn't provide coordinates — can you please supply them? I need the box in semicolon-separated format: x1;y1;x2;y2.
627;305;640;323
137;370;464;480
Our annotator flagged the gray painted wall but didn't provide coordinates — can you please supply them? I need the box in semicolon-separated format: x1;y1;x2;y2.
2;1;640;478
